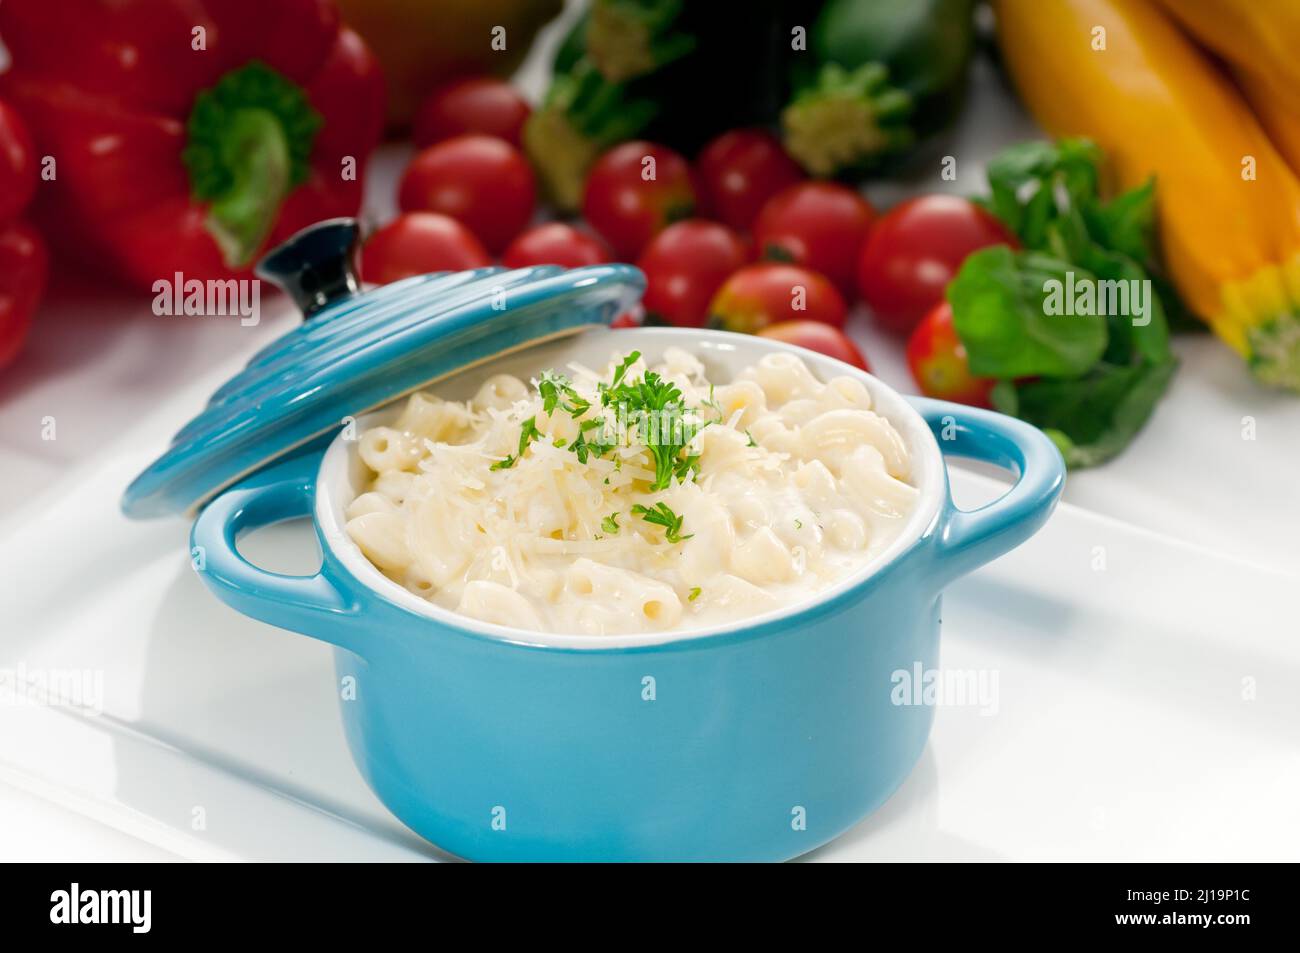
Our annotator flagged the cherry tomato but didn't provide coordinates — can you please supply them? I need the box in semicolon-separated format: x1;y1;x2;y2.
361;212;491;284
858;195;1019;336
0;101;37;224
610;310;641;329
694;129;804;232
753;181;875;297
757;321;870;372
906;301;996;408
636;219;750;328
501;223;611;269
412;76;532;149
582;140;697;260
398;134;536;254
709;263;847;334
0;221;48;370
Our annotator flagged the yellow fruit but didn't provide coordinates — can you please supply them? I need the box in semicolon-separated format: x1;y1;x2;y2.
1151;0;1300;175
993;0;1300;390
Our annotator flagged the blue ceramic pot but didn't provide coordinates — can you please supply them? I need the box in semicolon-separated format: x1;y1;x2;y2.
190;329;1064;861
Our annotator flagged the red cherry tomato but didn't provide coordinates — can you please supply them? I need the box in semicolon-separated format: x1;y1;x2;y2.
610;311;641;329
398;134;536;254
858;195;1019;335
501;223;611;269
708;262;847;334
582;141;697;260
0;221;49;370
0;101;37;224
753;181;876;297
906;301;996;408
757;321;870;372
636;219;750;328
412;76;532;149
361;212;491;284
694;129;804;232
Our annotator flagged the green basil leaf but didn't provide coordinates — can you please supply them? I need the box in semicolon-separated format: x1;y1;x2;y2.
948;247;1109;378
959;137;1184;468
1075;248;1170;365
1083;176;1155;265
1009;357;1177;468
984;138;1102;245
983;138;1157;266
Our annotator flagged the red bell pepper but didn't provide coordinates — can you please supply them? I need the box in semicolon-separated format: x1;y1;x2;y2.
0;0;384;289
0;98;47;370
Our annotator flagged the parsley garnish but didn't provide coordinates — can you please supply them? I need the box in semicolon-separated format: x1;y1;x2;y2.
570;418;614;463
493;416;541;471
604;351;641;398
518;416;540;457
604;368;693;491
673;452;700;484
688;586;701;601
538;370;590;417
511;353;706;540
632;502;693;544
745;430;757;448
700;384;724;421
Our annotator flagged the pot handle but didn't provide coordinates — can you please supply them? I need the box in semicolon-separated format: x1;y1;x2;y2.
909;397;1066;587
190;452;362;651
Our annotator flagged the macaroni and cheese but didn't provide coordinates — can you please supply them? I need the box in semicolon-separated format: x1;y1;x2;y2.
345;348;918;635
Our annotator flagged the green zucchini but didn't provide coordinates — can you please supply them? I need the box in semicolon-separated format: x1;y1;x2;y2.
782;0;977;177
525;1;806;210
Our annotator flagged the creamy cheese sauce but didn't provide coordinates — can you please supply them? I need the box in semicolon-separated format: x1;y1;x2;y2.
345;347;918;635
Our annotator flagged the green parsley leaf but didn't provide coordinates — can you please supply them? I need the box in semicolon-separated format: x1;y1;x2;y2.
570;422;615;464
531;355;704;492
699;384;724;420
609;351;641;391
673;452;700;484
631;501;693;544
517;416;541;458
538;370;590;417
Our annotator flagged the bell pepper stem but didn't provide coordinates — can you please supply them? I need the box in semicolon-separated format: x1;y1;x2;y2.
204;108;292;268
182;61;321;268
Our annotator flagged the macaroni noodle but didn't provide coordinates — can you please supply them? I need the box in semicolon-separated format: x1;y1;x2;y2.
345;348;918;635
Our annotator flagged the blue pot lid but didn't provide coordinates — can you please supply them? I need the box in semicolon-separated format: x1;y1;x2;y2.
122;219;645;519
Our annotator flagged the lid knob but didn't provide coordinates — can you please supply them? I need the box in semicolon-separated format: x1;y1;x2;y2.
255;218;362;319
